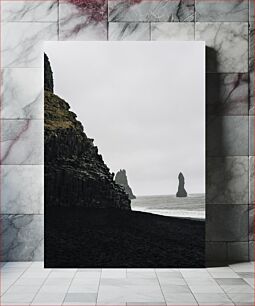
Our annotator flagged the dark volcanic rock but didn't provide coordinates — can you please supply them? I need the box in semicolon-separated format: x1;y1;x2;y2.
44;55;130;210
115;169;136;200
44;54;54;93
176;172;187;198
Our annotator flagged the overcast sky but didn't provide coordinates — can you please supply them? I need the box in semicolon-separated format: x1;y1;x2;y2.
44;41;205;196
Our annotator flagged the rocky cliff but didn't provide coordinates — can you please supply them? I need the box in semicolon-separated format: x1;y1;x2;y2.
115;169;136;200
44;54;130;210
176;172;187;198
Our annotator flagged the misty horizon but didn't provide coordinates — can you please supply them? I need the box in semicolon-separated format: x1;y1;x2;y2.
44;41;205;196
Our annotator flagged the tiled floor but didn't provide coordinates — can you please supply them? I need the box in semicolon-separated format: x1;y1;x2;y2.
1;262;254;305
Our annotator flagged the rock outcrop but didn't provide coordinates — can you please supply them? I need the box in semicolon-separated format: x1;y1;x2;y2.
176;172;187;198
115;169;136;200
44;54;130;210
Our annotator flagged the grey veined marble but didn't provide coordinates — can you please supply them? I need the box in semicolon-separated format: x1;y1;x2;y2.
109;22;150;41
249;116;254;155
249;156;254;205
207;116;248;156
249;25;254;114
0;119;43;165
1;68;43;119
196;22;248;73
2;22;58;68
1;214;43;261
151;22;194;41
206;73;248;116
108;0;195;22
1;165;43;214
206;205;249;241
207;156;249;205
196;0;248;22
1;0;58;22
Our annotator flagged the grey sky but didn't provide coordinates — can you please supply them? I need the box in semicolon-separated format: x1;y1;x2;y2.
44;41;205;196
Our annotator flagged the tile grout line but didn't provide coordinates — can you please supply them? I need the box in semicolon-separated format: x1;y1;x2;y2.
1;262;33;296
95;268;103;306
154;269;167;306
178;268;199;305
29;266;53;305
61;268;78;305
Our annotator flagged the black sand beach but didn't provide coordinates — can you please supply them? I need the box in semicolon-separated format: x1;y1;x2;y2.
45;208;205;268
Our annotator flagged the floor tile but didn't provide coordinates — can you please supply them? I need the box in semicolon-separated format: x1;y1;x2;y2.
230;262;254;272
215;278;249;285
227;292;254;305
193;293;234;305
163;293;198;305
64;292;97;303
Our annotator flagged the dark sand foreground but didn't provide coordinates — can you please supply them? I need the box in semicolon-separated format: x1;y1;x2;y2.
45;208;205;268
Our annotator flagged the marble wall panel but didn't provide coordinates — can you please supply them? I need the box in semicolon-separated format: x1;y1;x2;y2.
227;242;249;262
151;22;194;40
1;0;58;22
2;22;58;68
249;156;254;205
1;68;43;119
109;22;150;40
195;22;248;73
206;156;249;205
249;116;254;155
1;165;43;214
207;116;248;156
59;1;107;40
1;214;43;262
206;205;249;242
196;0;248;22
1;119;43;165
108;0;195;22
206;73;248;116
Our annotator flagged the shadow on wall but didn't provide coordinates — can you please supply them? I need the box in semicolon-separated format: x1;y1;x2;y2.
205;46;224;267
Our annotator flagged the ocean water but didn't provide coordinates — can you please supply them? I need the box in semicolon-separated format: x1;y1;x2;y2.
131;194;205;220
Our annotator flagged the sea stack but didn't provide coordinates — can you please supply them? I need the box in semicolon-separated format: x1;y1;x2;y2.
176;172;187;197
115;169;136;200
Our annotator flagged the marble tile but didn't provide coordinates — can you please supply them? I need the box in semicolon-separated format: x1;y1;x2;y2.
2;22;58;68
206;73;249;116
249;70;254;114
108;0;195;22
250;0;254;21
249;156;254;205
249;116;254;155
207;116;248;156
206;242;227;265
230;262;254;272
64;293;97;303
59;1;107;40
109;22;150;40
1;165;43;214
1;119;43;165
206;205;249;241
2;1;58;22
192;293;234;305
227;292;254;305
196;0;248;22
195;23;248;73
1;68;43;119
162;293;198;305
249;25;254;114
249;204;254;240
1;214;43;261
227;242;249;263
249;241;254;260
206;157;248;205
151;22;194;40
